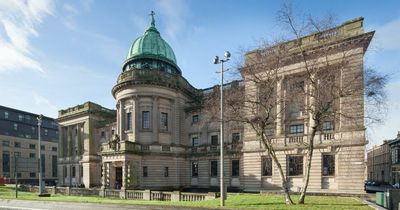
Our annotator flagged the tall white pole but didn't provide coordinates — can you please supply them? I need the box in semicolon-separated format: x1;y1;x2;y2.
37;115;43;195
220;61;225;207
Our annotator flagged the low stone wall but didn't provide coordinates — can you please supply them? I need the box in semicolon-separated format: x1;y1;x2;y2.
23;186;217;202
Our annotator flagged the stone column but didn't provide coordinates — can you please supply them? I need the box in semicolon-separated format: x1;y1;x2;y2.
152;96;159;143
101;162;107;189
67;126;72;157
59;127;64;158
122;163;127;190
276;77;283;136
119;100;124;137
134;97;140;142
77;124;82;156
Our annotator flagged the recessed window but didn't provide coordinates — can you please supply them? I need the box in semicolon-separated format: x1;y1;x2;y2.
2;141;9;147
4;111;8;119
13;123;18;131
72;166;76;177
44;129;48;136
211;135;218;145
17;173;21;178
126;112;132;131
18;114;23;121
30;172;36;178
164;167;169;177
192;115;199;123
14;142;21;148
41;145;45;150
192;162;198;177
262;156;272;176
322;121;334;131
192;137;199;147
322;154;335;176
160;112;168;131
101;131;105;137
231;160;240;177
210;160;218;177
52;147;57;152
29;153;35;158
289;124;304;134
143;166;148;177
232;133;240;144
288;156;303;176
29;144;36;149
142;111;150;129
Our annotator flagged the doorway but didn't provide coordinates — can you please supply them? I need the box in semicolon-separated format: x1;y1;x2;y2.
115;167;122;189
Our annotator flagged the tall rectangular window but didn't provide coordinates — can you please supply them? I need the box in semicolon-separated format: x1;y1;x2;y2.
160;112;168;131
192;161;198;177
192;137;199;147
289;124;304;134
44;129;48;136
143;166;148;177
164;167;169;177
322;154;335;176
142;111;150;129
18;114;23;121
126;112;132;130
72;166;76;177
232;133;240;144
211;135;218;145
232;160;240;177
262;156;272;176
4;111;8;119
288;156;303;176
2;151;10;176
13;123;18;131
52;155;58;177
210;160;218;177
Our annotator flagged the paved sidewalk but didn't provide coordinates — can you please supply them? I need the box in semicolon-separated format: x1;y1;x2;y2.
0;199;217;210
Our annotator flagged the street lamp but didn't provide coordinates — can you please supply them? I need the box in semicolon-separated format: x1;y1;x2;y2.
37;114;43;196
213;51;231;207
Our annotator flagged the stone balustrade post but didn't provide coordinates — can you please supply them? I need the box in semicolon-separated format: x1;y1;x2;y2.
143;189;151;200
171;191;181;201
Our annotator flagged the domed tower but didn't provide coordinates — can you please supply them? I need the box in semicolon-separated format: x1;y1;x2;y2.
105;12;197;190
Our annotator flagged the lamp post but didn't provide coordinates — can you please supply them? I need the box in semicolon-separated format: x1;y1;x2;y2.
37;114;43;196
213;51;231;207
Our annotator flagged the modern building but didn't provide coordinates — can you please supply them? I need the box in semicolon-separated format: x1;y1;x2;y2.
367;141;392;184
58;14;372;193
0;105;58;185
389;132;400;184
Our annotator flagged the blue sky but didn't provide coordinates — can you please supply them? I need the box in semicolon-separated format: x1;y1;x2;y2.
0;0;399;146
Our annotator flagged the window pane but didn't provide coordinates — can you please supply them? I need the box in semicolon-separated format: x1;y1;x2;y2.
192;115;199;123
192;137;199;146
262;156;272;176
160;112;168;131
211;135;218;145
232;133;240;144
143;166;148;177
164;167;169;177
142;111;150;129
288;156;303;176
211;161;218;177
126;112;132;130
322;154;335;176
232;160;240;176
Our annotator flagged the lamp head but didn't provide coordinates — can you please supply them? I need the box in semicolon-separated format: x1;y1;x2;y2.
224;51;231;59
213;56;219;64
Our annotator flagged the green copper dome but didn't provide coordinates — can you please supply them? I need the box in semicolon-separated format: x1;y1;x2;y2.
125;11;177;67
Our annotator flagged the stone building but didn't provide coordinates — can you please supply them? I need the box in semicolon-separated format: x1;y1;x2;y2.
389;132;400;184
0;105;58;185
367;141;392;184
58;14;372;193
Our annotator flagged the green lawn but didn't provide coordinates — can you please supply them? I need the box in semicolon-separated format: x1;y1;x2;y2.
0;186;371;209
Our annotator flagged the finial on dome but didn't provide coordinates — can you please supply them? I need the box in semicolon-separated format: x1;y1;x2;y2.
150;11;155;27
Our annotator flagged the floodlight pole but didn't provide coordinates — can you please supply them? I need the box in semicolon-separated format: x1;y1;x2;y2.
213;51;231;207
37;114;43;196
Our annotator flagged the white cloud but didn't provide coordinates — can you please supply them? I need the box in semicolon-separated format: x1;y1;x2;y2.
0;0;54;73
156;0;189;40
375;17;400;50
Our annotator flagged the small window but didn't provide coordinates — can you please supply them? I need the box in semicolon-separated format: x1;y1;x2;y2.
18;114;23;121
29;153;35;158
29;144;36;149
232;133;240;144
14;142;21;148
192;137;199;147
4;111;8;119
160;112;168;131
232;160;240;177
322;154;335;176
192;162;198;177
142;111;150;129
72;166;76;177
210;160;218;177
289;124;304;134
41;145;45;150
143;166;148;177
164;167;169;177
13;123;18;131
288;156;303;176
126;112;132;131
262;156;273;176
52;147;57;152
2;141;9;147
101;131;105;137
322;121;334;131
44;129;48;136
192;115;199;123
25;115;31;121
29;172;36;178
211;135;218;145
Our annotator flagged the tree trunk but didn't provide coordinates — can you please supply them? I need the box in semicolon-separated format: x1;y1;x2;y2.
270;150;294;205
298;126;317;204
